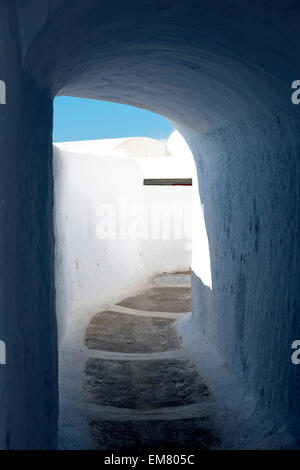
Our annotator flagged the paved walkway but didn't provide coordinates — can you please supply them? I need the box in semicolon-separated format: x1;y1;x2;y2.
83;273;219;450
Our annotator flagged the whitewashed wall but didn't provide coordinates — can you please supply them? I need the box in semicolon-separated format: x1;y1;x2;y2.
1;0;300;449
53;137;193;341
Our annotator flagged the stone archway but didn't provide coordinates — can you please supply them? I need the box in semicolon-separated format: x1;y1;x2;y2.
0;0;299;449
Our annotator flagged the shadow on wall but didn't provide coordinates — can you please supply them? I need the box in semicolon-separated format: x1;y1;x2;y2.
0;0;298;449
190;270;212;337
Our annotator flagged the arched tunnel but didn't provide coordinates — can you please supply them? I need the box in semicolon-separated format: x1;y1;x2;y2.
0;0;299;450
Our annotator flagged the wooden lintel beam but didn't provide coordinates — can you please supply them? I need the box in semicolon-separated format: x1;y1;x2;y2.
143;178;192;186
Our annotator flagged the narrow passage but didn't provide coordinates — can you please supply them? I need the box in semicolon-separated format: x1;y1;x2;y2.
84;272;219;450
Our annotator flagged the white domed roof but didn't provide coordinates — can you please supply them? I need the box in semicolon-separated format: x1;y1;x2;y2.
113;136;170;157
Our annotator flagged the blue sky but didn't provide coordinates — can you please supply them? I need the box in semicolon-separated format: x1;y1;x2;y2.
53;96;174;142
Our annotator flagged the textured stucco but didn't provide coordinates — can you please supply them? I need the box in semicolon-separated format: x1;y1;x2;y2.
0;0;299;448
0;1;58;449
187;109;300;437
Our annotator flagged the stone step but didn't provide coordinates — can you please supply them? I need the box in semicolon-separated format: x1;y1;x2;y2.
153;273;191;288
84;358;209;410
86;348;185;361
109;304;187;319
81;273;219;450
89;416;218;451
117;286;191;313
85;311;181;353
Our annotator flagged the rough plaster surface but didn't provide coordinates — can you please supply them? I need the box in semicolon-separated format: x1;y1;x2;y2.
0;2;58;449
188;112;300;438
0;0;299;448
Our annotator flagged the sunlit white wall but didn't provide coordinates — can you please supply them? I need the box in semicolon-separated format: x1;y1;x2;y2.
167;131;212;288
53;136;194;341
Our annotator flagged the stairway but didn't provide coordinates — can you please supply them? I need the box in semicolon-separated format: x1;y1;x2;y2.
83;273;219;450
